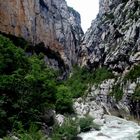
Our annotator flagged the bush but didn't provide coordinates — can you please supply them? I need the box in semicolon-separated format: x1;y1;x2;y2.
109;83;124;102
0;35;57;136
93;67;114;84
124;64;140;81
3;123;47;140
52;118;78;140
79;116;100;132
0;34;112;137
79;117;93;132
55;85;73;113
64;66;114;98
132;85;140;101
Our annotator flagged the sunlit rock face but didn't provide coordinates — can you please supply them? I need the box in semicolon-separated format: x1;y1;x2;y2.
80;0;140;72
0;0;83;70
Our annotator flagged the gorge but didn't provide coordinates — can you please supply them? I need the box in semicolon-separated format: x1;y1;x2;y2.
0;0;140;139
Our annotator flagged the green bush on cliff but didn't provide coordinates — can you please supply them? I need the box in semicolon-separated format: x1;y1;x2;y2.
132;85;140;101
92;67;114;84
55;85;73;113
64;66;114;98
64;66;90;98
109;83;124;102
124;64;140;81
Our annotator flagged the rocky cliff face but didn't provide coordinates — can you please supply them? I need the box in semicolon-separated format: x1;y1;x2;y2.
78;0;140;119
0;0;83;71
80;0;140;73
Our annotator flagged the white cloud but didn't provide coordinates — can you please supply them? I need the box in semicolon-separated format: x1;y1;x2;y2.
66;0;99;32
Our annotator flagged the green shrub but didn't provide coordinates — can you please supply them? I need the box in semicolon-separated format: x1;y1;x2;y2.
79;116;100;132
109;84;124;102
132;85;140;101
52;118;78;140
3;123;47;140
0;35;57;136
64;66;114;98
79;117;93;132
55;85;73;113
0;34;113;137
93;67;114;84
124;64;140;81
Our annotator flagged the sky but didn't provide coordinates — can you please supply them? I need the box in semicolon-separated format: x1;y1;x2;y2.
66;0;99;32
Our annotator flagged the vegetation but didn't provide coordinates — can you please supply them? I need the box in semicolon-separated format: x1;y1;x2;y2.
0;34;58;137
109;83;124;102
0;34;112;138
52;118;78;140
52;116;100;140
64;66;114;98
3;123;47;140
78;116;100;132
132;84;140;101
124;64;140;81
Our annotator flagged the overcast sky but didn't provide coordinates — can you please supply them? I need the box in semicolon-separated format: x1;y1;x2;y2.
66;0;99;32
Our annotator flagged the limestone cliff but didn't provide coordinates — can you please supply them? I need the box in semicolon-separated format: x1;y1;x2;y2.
80;0;140;72
0;0;83;71
78;0;140;119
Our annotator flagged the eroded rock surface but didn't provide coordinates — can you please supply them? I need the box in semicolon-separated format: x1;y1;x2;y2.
80;0;140;72
0;0;83;70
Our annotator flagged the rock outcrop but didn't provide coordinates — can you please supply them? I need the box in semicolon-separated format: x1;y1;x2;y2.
0;0;83;71
80;0;140;73
74;77;140;120
76;0;140;119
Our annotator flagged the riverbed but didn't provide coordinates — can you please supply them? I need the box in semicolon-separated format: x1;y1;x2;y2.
79;115;140;140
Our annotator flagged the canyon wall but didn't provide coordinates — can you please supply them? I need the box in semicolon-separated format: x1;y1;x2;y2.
78;0;140;119
0;0;83;71
80;0;140;72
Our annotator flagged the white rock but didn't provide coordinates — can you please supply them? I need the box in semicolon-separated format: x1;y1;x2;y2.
55;114;65;126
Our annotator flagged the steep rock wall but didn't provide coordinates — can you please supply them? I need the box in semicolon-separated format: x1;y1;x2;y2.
0;0;83;71
77;0;140;119
80;0;140;73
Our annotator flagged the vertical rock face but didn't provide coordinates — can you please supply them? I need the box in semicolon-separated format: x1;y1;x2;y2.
0;0;83;70
80;0;140;72
78;0;140;119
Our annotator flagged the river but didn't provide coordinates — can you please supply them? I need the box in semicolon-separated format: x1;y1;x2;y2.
79;115;140;140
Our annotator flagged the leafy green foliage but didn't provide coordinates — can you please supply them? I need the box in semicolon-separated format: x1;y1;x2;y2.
0;34;113;137
132;85;140;101
92;67;114;84
64;67;90;98
78;116;100;132
52;118;78;140
0;35;57;136
3;123;47;140
109;84;124;102
55;85;73;113
64;66;114;98
79;117;93;132
124;64;140;81
52;116;100;140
